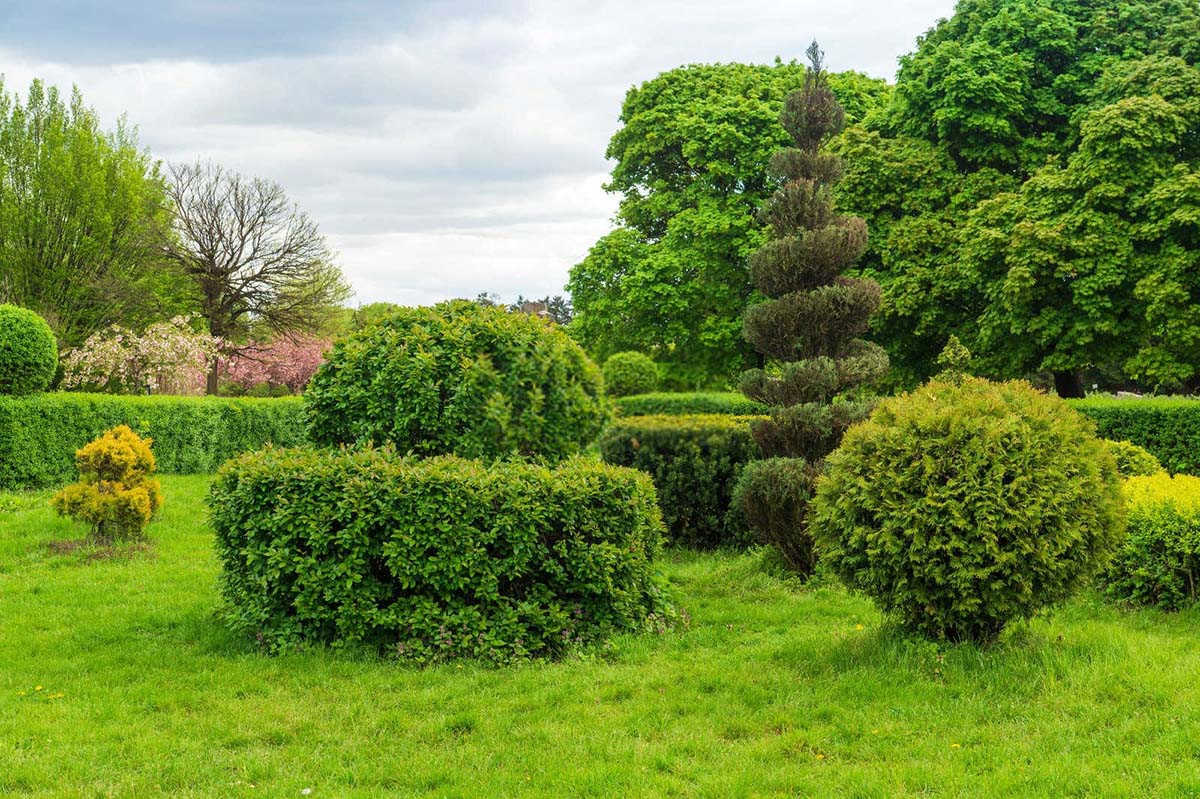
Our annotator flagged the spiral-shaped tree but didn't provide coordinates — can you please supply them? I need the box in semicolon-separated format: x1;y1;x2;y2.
733;43;888;574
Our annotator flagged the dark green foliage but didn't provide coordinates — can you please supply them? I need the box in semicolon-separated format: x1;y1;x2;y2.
208;448;669;663
1100;473;1200;610
305;301;609;462
0;305;57;395
597;414;762;549
813;378;1125;642
731;458;818;574
1103;439;1165;478
0;393;304;490
1070;397;1200;475
603;351;659;397
613;392;768;417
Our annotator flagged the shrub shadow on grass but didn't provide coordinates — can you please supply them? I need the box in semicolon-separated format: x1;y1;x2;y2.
44;537;155;563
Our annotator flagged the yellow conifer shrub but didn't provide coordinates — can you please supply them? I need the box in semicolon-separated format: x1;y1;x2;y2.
51;425;162;542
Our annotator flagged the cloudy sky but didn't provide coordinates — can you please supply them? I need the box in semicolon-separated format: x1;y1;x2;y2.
0;0;955;306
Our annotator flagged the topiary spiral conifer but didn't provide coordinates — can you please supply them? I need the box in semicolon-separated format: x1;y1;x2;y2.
733;43;888;574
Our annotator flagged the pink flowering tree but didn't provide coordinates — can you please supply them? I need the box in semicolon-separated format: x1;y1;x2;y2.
219;335;331;394
60;317;222;395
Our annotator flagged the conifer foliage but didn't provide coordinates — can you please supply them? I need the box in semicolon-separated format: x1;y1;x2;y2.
734;43;888;574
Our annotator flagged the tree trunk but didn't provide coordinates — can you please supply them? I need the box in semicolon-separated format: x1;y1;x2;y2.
1053;370;1084;399
207;359;220;395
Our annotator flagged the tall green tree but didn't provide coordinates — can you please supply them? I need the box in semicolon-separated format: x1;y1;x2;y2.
0;79;184;347
567;62;890;388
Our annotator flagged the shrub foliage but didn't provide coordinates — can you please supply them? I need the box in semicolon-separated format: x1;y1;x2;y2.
598;414;762;549
614;392;768;417
0;304;57;395
209;448;670;663
305;301;609;461
1101;473;1200;610
603;351;660;397
1070;397;1200;475
51;425;162;542
813;378;1124;642
1104;439;1164;478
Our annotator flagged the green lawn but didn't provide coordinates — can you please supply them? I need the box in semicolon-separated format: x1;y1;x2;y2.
4;476;1200;797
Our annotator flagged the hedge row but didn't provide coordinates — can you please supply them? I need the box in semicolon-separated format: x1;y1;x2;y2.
1069;397;1200;475
209;448;669;663
614;392;767;417
598;413;764;548
0;393;306;490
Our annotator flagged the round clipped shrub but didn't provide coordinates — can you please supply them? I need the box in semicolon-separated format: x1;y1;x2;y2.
0;304;57;395
304;301;609;461
1103;439;1164;478
603;351;660;397
209;447;671;663
1100;473;1200;610
813;378;1124;642
51;425;162;542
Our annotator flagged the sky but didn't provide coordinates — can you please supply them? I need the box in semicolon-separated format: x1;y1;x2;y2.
0;0;957;307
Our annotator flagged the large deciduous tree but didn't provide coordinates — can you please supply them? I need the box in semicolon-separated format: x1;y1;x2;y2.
0;79;185;347
566;62;890;388
164;161;351;393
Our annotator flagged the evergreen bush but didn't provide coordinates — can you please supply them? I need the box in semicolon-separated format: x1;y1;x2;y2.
0;304;57;395
603;351;660;397
51;425;162;542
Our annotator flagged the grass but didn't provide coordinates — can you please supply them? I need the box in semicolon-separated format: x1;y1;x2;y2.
4;476;1200;796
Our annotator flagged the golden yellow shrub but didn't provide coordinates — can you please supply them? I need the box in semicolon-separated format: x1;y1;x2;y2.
51;425;162;542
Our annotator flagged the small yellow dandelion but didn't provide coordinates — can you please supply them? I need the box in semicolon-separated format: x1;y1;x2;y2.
816;753;825;760
951;743;961;749
34;686;42;691
855;624;864;631
871;729;879;734
18;691;26;696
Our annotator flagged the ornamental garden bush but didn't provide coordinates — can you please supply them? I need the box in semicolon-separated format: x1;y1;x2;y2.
51;425;162;542
305;301;609;461
1104;439;1164;478
813;378;1124;643
1070;397;1200;475
1100;473;1200;610
598;414;762;548
0;304;57;395
602;351;659;397
614;392;768;417
209;447;671;663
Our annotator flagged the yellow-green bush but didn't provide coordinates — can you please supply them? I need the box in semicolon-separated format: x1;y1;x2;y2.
1104;439;1164;478
51;425;162;542
602;351;660;397
1100;473;1200;610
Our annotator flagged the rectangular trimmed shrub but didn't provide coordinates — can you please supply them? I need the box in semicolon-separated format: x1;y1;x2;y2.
614;392;768;417
598;413;764;548
1069;397;1200;475
0;393;306;490
209;449;669;663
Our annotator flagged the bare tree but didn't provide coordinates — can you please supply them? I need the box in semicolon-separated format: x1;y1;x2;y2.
164;161;351;393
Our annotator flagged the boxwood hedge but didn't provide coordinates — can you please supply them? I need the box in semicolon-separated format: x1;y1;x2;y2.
209;448;670;663
1068;397;1200;475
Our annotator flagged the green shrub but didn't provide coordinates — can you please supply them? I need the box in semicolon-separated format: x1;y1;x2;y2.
0;393;305;490
1070;397;1200;475
51;425;162;542
1104;439;1164;478
0;304;57;395
209;448;670;663
731;457;818;573
603;351;659;397
614;392;768;417
305;301;609;461
598;413;763;548
1100;473;1200;610
813;378;1124;643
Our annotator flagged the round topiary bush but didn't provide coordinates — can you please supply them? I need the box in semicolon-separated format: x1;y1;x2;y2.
1103;439;1164;478
304;301;609;461
0;304;57;395
812;378;1125;643
603;351;659;397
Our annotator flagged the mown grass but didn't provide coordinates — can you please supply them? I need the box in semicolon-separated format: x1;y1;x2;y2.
4;475;1200;797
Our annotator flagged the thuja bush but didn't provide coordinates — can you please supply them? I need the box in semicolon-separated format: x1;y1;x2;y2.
1101;473;1200;610
813;378;1124;643
733;43;888;574
209;448;671;663
0;304;57;395
305;301;609;461
51;425;162;542
603;351;660;397
1104;439;1164;478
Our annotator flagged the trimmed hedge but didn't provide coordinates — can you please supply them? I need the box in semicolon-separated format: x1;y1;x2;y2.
209;448;670;663
614;392;768;417
598;413;763;548
1070;397;1200;475
1101;473;1200;610
0;393;305;490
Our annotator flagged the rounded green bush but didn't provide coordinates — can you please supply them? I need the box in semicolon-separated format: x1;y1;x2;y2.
0;304;57;395
813;378;1124;643
1103;439;1164;478
603;351;660;397
304;301;609;461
